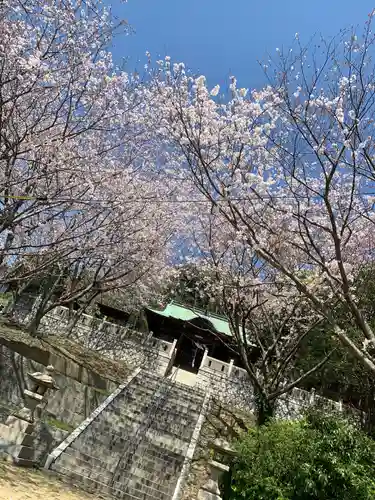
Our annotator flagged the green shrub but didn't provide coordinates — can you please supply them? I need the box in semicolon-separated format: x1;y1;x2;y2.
230;410;375;499
45;418;74;433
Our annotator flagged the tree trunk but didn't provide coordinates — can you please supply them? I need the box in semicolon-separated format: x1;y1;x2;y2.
64;292;100;337
26;267;66;337
65;311;80;337
27;309;45;337
26;294;51;337
254;389;275;426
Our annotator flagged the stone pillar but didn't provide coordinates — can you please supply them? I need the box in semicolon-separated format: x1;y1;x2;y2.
169;338;178;357
227;359;235;378
309;387;316;405
0;365;58;467
200;349;209;369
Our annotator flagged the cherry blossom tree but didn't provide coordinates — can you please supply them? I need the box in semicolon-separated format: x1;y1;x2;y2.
0;0;183;336
179;210;335;424
148;18;375;375
18;166;180;336
1;0;123;258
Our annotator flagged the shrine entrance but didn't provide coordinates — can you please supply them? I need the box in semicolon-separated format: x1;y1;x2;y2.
173;334;205;374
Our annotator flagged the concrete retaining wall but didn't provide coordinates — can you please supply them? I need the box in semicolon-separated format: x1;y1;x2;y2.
0;331;125;465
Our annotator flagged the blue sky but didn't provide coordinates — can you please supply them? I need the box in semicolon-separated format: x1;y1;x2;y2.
107;0;375;90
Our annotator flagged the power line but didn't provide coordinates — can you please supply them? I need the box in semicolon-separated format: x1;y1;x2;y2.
0;192;374;206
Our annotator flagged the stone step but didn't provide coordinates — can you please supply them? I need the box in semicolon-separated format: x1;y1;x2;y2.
110;395;197;418
129;461;179;485
47;369;206;500
170;379;206;397
107;395;174;412
70;432;136;456
78;416;189;444
54;452;114;484
54;452;175;500
131;375;205;405
65;446;182;478
134;441;185;463
125;378;161;394
81;417;195;453
108;413;197;439
85;416;140;437
148;414;197;434
108;395;202;421
56;449;174;496
133;374;205;396
74;441;183;472
110;380;204;411
112;406;198;436
52;461;109;492
115;387;158;403
70;423;188;461
113;485;169;500
142;368;205;392
131;451;183;473
65;447;119;472
145;427;194;449
112;476;172;500
51;463;145;500
174;384;206;401
117;384;201;406
164;388;205;405
139;370;165;383
110;467;174;495
69;437;127;458
72;429;188;459
118;378;204;404
144;431;188;456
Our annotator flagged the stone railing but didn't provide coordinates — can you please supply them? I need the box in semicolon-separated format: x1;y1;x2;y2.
197;353;253;411
41;306;144;343
149;337;175;355
201;355;232;376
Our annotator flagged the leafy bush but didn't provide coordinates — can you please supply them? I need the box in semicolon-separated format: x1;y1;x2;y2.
230;411;375;499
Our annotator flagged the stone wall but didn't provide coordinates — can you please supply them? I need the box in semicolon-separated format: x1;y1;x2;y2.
0;326;128;465
0;343;118;426
196;354;363;422
197;360;254;412
180;400;255;500
41;307;362;422
40;306;175;376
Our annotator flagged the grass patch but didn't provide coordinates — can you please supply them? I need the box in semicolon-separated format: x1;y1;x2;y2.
45;418;74;433
0;320;131;383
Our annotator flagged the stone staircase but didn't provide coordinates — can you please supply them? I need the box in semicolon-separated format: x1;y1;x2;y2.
48;369;206;499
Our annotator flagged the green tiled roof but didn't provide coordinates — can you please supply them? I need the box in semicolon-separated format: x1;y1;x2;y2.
147;301;233;337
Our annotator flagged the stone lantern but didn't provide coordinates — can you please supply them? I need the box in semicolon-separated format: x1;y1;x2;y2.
20;365;59;422
197;437;237;500
197;460;229;500
211;436;237;459
0;364;58;466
